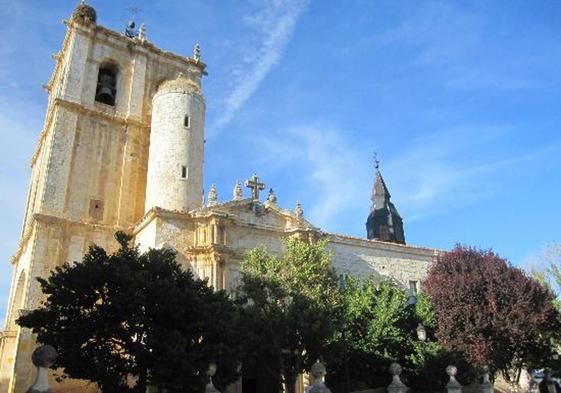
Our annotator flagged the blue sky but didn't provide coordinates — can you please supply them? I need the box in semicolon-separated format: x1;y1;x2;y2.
1;0;561;320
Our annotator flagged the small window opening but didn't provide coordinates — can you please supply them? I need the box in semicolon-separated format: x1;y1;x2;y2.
89;199;104;221
181;166;187;179
95;66;117;106
408;280;418;305
184;115;191;128
409;280;418;296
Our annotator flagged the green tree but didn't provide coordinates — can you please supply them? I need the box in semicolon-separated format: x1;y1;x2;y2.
18;232;241;393
324;277;442;392
531;242;561;310
236;238;343;393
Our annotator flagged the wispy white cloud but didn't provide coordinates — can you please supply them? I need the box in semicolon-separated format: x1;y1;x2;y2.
257;124;369;229
257;123;561;232
211;0;310;131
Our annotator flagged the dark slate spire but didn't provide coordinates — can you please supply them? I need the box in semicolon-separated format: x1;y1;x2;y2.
366;156;405;244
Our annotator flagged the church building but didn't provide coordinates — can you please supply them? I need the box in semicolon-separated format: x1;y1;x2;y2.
0;3;439;392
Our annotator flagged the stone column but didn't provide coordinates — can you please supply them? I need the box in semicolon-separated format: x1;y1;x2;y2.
446;365;462;393
387;363;408;393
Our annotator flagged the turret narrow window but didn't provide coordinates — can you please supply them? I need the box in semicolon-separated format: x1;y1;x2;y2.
181;166;187;179
95;65;117;106
184;115;191;128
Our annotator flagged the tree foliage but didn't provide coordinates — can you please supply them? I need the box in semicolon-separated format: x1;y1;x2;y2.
235;238;343;393
531;242;561;310
18;232;241;393
424;245;561;377
324;277;447;392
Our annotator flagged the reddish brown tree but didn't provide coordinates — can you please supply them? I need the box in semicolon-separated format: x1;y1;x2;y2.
424;245;560;376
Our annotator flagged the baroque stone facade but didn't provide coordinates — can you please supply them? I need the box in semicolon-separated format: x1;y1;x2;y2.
0;3;439;393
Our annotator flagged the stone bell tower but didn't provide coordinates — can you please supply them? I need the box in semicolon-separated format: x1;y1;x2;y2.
145;70;206;213
0;2;206;392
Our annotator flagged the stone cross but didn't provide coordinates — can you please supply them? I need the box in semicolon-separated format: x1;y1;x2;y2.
245;174;265;201
387;363;408;393
446;365;462;393
26;345;57;393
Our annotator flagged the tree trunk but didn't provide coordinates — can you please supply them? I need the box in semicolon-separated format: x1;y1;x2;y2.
283;372;297;393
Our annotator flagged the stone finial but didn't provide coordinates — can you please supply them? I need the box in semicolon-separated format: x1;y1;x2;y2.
446;365;462;393
194;43;201;62
138;23;146;42
26;345;57;393
388;363;408;393
309;361;331;393
265;188;277;206
233;181;243;201
71;0;97;25
205;363;220;393
207;184;218;207
295;201;304;220
480;366;493;393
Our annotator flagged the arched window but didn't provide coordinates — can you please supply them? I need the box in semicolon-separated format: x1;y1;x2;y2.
95;64;117;106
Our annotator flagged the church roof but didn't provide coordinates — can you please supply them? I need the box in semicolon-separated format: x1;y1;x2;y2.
366;163;406;244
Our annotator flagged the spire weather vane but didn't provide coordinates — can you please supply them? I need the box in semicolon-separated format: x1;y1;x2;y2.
374;151;380;170
124;5;143;38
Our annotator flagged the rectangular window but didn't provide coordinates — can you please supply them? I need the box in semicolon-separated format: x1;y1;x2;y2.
184;115;191;128
181;166;187;179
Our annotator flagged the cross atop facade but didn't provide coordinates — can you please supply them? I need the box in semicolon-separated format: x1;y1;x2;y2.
245;173;265;201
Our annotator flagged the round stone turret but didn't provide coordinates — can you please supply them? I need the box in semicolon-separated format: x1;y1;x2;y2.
71;1;97;25
145;73;205;213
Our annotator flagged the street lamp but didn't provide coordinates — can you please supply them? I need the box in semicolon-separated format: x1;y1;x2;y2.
337;274;350;393
416;323;427;342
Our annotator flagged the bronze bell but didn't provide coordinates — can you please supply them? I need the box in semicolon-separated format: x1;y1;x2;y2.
95;70;116;105
95;85;115;105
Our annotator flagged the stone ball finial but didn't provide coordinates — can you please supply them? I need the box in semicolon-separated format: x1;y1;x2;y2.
311;361;326;379
32;345;57;368
389;362;402;376
71;1;97;25
446;365;458;377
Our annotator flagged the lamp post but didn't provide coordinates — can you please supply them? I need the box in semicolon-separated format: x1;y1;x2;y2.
416;323;427;342
338;274;350;393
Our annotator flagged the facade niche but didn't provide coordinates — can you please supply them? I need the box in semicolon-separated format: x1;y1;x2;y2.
95;64;117;106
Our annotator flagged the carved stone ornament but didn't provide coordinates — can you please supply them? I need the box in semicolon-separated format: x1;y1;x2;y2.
295;201;304;220
207;184;218;207
480;366;494;393
309;361;331;393
194;43;201;62
26;345;57;393
446;365;462;393
233;181;243;201
71;1;97;25
388;362;408;393
265;188;277;206
205;363;220;393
